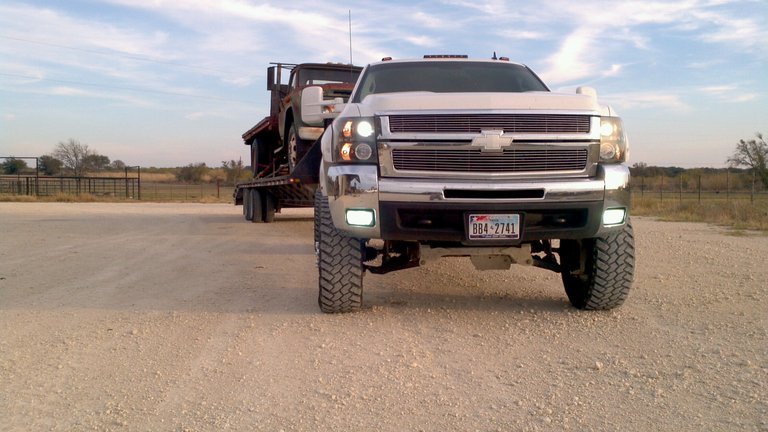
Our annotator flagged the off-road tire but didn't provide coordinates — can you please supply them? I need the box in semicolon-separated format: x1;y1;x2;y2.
560;219;635;310
317;193;364;313
313;188;322;259
249;189;263;224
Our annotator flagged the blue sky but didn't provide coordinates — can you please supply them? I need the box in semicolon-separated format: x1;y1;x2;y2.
1;0;766;168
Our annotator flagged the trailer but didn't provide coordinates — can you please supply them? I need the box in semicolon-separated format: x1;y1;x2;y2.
234;62;362;222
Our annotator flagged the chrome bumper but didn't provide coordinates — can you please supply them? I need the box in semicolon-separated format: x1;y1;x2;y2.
326;164;631;239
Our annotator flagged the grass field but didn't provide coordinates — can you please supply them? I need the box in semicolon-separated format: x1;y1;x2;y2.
631;194;768;232
3;187;767;233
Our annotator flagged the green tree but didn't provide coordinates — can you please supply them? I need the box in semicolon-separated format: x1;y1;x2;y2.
53;139;96;177
1;157;28;174
39;155;63;175
84;154;110;171
176;162;208;183
728;132;768;188
110;160;126;171
221;158;246;185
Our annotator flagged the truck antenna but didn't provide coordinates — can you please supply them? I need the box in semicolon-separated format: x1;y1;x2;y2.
348;10;353;65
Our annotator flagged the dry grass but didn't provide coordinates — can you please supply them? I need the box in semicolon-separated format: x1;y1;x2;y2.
0;193;123;203
91;172;177;182
0;193;231;204
632;196;768;232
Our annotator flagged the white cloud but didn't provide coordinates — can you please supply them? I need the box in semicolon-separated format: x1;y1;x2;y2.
699;85;738;94
604;92;691;111
410;11;447;29
604;64;623;78
538;29;598;84
731;93;757;102
404;36;439;48
498;30;548;41
3;113;17;121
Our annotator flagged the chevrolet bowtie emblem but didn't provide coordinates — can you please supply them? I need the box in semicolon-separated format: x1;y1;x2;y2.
471;130;513;152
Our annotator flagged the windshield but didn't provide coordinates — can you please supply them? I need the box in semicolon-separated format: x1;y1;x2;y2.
296;67;361;87
352;61;549;102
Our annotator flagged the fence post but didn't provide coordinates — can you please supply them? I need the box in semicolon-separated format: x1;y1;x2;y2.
641;176;644;198
660;175;664;202
217;179;220;198
698;175;701;203
137;166;141;200
679;175;683;202
726;170;730;202
752;169;756;204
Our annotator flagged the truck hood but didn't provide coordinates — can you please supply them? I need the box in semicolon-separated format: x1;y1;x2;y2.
354;91;605;115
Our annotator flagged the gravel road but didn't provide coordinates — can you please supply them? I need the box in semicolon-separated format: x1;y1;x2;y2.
1;202;766;431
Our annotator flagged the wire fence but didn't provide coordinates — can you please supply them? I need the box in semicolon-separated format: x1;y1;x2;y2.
1;175;231;202
0;175;140;198
630;173;767;203
4;172;766;204
139;182;226;201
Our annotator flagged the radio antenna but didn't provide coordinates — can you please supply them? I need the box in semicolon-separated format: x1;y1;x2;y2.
348;10;353;65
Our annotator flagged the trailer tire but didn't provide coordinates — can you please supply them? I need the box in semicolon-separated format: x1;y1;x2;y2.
249;189;263;224
263;191;276;223
560;220;635;310
243;189;251;221
317;194;364;313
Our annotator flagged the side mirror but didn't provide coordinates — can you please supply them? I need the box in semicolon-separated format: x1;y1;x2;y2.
576;86;597;99
301;86;345;126
266;66;275;91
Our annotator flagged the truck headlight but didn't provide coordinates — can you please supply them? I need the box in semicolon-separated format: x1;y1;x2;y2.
599;117;628;163
336;117;378;163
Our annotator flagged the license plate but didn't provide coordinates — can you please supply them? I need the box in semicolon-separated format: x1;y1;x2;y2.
468;213;521;240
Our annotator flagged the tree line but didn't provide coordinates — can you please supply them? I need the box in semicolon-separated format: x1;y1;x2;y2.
5;133;765;187
2;138;250;185
1;139;126;176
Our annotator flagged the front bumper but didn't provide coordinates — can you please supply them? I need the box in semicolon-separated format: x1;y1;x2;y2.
325;164;630;243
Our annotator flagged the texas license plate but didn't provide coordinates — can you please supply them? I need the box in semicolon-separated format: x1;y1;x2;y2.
468;213;521;240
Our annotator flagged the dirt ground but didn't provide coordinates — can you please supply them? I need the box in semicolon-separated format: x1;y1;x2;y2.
0;202;765;431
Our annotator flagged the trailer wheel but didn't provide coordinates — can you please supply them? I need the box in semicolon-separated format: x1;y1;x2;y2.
560;220;635;310
263;191;276;223
317;194;364;313
243;189;253;221
249;189;263;224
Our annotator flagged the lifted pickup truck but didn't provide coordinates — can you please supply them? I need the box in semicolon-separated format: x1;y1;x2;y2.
306;55;635;313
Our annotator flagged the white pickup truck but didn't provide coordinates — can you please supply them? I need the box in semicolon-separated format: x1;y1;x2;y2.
302;55;634;313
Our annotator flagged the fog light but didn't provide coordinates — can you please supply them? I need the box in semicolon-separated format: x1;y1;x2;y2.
602;208;626;226
346;209;375;227
355;143;373;160
600;143;617;160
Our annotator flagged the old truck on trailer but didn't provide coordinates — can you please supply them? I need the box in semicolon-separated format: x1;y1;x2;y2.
303;55;635;313
235;62;362;222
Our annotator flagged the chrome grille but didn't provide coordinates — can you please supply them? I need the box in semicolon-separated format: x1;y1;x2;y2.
392;148;589;173
388;114;591;134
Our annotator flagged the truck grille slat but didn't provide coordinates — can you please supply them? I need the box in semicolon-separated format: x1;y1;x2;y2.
392;148;588;173
389;114;591;134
